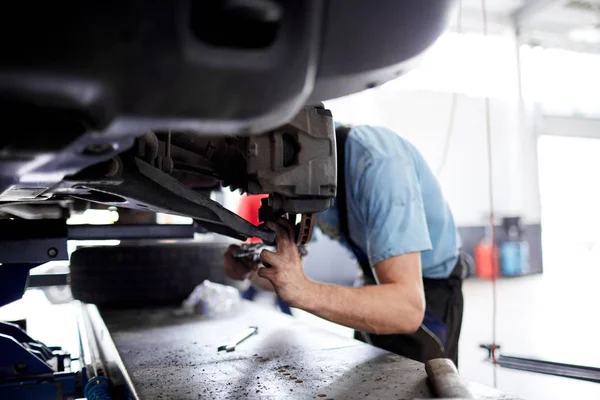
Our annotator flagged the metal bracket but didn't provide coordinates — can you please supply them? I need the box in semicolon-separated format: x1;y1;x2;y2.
84;157;276;244
0;334;53;378
0;219;68;264
0;219;69;307
0;323;48;354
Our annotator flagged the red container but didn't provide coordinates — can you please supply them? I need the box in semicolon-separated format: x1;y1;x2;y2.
237;194;268;243
474;239;500;279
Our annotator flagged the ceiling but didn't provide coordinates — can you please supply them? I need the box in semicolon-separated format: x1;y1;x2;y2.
456;0;600;52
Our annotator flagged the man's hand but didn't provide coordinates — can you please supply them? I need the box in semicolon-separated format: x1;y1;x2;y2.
257;219;313;307
225;219;425;335
224;245;260;280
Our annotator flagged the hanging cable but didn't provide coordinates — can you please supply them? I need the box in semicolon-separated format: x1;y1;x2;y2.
437;0;463;177
436;93;458;177
480;0;499;389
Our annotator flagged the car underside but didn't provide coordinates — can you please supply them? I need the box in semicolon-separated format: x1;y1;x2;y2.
0;2;462;397
0;0;454;244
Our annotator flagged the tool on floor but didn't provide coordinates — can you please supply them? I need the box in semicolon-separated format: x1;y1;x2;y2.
218;326;258;352
425;358;473;399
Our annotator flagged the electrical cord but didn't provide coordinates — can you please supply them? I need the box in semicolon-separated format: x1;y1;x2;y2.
437;0;462;177
436;92;458;176
480;0;499;389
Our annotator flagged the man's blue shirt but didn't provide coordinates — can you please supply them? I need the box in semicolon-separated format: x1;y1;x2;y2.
315;125;460;279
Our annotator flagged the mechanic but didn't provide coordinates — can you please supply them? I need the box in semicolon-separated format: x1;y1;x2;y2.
224;125;466;365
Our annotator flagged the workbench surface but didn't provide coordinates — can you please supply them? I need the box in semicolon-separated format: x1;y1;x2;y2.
100;302;512;399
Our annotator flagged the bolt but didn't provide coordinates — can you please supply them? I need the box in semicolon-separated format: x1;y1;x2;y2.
47;248;58;258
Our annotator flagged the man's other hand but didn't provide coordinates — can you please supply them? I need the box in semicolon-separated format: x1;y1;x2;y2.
224;245;259;280
257;219;313;307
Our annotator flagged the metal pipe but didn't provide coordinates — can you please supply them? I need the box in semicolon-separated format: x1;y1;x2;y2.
425;358;474;399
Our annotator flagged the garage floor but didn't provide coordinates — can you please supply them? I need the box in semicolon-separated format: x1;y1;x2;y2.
295;241;600;400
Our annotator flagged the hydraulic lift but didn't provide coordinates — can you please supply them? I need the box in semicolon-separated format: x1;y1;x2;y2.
0;219;512;399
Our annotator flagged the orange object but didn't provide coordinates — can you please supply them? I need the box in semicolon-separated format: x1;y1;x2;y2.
474;239;500;279
237;194;268;243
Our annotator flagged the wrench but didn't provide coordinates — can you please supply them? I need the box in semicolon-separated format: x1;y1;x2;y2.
233;243;308;263
218;326;258;352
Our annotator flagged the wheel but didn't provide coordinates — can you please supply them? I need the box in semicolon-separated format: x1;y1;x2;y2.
69;240;229;309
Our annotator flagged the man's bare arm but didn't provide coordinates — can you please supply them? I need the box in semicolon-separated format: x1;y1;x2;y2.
296;253;425;334
257;221;426;335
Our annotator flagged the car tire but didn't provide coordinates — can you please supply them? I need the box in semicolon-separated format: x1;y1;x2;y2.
69;240;229;309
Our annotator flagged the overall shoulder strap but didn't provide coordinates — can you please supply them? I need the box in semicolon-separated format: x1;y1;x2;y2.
335;126;374;282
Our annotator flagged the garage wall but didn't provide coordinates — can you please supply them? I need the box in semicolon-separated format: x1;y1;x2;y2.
325;86;545;275
325;88;542;227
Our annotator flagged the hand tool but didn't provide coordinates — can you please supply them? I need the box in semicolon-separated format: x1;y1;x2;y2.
233;243;308;263
218;326;258;352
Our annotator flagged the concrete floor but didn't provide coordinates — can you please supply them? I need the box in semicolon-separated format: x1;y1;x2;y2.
294;241;600;399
